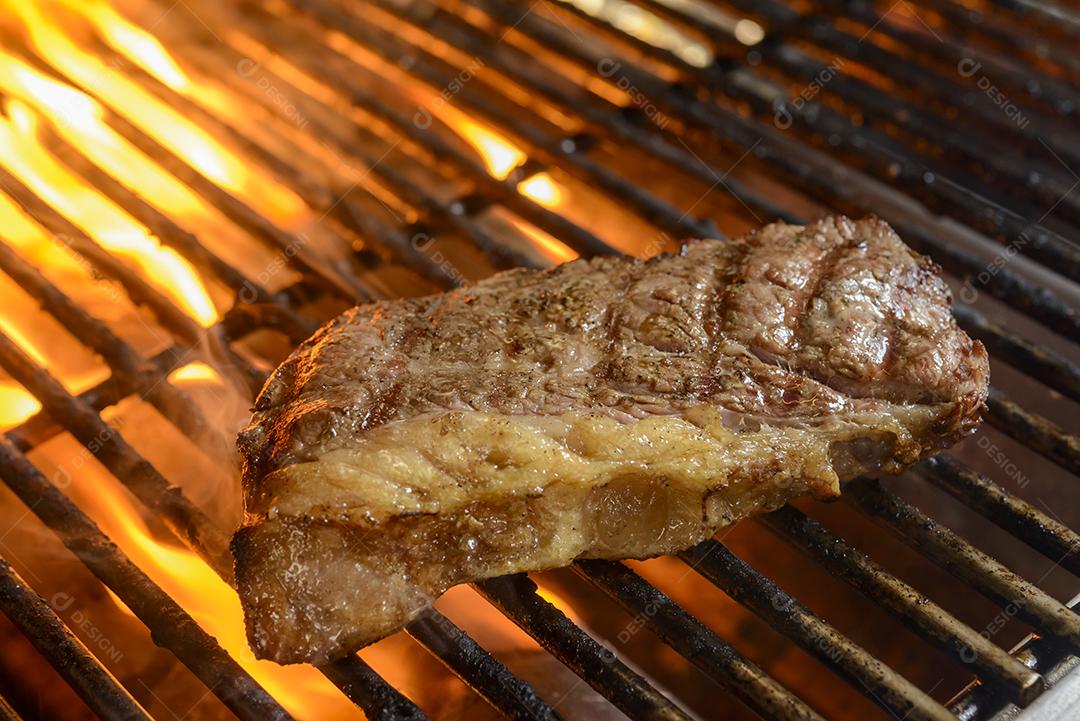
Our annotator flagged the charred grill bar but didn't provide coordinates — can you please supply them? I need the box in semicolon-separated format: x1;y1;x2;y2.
0;0;1076;720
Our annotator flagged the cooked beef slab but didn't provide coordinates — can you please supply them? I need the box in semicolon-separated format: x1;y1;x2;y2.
234;216;988;664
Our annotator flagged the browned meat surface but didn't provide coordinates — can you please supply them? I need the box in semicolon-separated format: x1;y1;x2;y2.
233;215;988;664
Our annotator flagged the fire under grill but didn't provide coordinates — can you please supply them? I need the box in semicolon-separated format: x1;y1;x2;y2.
0;0;1076;719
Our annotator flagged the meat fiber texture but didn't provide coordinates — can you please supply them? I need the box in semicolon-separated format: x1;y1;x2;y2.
234;215;988;664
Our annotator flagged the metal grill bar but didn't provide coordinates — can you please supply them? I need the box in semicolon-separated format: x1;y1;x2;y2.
318;657;429;721
0;239;222;449
763;505;1046;707
720;0;1080;227
987;0;1080;38
812;5;1078;145
0;437;292;721
919;455;1080;578
0;693;20;721
900;0;1080;76
984;390;1080;476
405;610;564;721
951;305;1080;405
255;0;718;244
845;479;1080;648
461;0;1080;339
5;342;191;453
385;0;801;222
678;541;953;721
542;0;1080;281
812;0;1080;128
763;47;1080;244
0;0;1074;719
950;625;1080;721
179;24;593;269
0;557;152;721
574;559;828;721
0;331;233;574
476;574;693;721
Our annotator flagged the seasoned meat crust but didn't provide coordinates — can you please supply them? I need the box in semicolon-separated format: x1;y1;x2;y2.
234;216;988;664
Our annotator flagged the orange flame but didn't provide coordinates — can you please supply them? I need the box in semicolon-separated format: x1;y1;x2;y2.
0;383;41;430
56;0;191;92
39;431;359;721
0;0;306;226
517;172;563;208
0;4;592;715
535;583;580;624
513;221;578;264
453;115;526;180
168;361;221;384
0;100;218;326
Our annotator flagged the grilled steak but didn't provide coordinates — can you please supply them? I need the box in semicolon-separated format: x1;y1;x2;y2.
234;215;988;664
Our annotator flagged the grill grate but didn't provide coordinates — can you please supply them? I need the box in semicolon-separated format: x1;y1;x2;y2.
0;0;1076;720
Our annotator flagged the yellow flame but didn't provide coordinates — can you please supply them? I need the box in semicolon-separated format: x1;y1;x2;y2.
57;0;190;91
535;583;580;623
168;362;221;384
0;0;305;225
0;191;150;391
104;587;135;618
462;123;525;179
436;106;524;179
513;221;578;264
58;440;357;720
0;384;41;430
518;172;563;207
0;101;218;326
0;314;49;366
428;107;571;210
0;52;209;215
